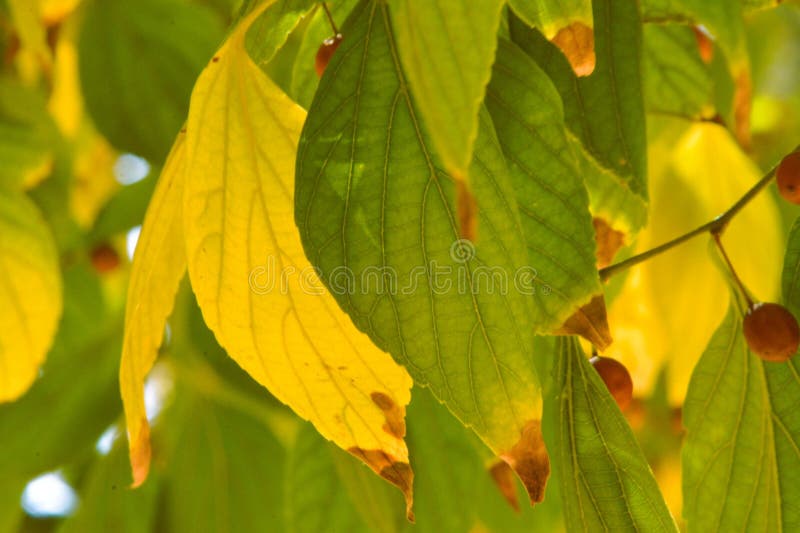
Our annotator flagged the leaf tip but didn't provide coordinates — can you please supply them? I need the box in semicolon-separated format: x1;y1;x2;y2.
456;179;478;242
551;22;595;77
500;420;550;504
593;217;625;269
129;417;151;488
348;447;415;521
554;294;613;350
488;460;521;512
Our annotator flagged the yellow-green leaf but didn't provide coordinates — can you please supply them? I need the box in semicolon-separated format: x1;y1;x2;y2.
180;6;415;517
119;133;188;487
0;190;61;402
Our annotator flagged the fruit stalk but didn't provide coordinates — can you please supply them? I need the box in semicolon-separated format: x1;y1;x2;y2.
599;145;799;281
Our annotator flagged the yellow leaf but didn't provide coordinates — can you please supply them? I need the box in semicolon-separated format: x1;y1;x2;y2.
48;18;82;138
0;191;62;402
7;0;52;81
607;122;782;403
119;133;187;487
181;7;415;516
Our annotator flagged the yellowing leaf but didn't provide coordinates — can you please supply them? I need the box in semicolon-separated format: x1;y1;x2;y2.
7;0;52;80
0;191;62;402
119;134;188;487
48;19;82;138
181;7;415;517
607;122;782;402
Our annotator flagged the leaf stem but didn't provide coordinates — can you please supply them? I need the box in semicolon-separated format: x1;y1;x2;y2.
321;2;339;35
712;233;754;307
599;152;790;282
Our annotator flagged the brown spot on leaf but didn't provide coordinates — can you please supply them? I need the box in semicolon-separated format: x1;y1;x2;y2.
500;420;550;504
551;23;595;77
692;26;714;64
592;217;625;269
348;447;415;522
489;460;520;512
212;56;220;63
733;70;752;149
370;391;406;439
456;179;478;242
130;418;151;488
554;294;613;350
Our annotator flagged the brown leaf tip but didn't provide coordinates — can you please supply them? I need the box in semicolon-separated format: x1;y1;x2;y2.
555;294;613;350
370;391;407;440
592;217;625;269
456;180;478;243
129;418;152;488
551;22;595;77
488;460;520;512
348;447;415;522
500;420;550;504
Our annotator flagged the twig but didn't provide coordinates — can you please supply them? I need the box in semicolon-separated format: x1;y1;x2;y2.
321;2;339;35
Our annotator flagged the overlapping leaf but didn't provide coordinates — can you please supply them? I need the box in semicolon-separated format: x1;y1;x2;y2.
179;3;415;514
485;39;604;337
387;0;504;182
0;190;61;402
553;337;677;532
296;0;549;503
510;0;648;237
507;0;595;76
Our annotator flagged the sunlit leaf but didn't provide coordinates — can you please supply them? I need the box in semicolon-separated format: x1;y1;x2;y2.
78;0;223;162
681;308;788;530
180;4;415;515
553;337;677;532
643;24;714;119
0;189;61;402
119;134;188;487
507;0;595;76
387;0;504;182
485;39;603;333
509;0;648;235
296;0;549;504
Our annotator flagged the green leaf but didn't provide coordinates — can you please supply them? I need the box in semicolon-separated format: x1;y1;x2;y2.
296;0;550;501
286;425;371;533
485;38;601;329
387;0;505;180
642;24;714;119
90;173;158;242
681;309;782;531
510;0;648;232
58;440;160;533
0;77;57;190
245;0;316;66
553;337;677;532
78;0;223;163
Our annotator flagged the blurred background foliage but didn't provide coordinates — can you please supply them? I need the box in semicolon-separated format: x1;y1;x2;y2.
0;0;799;531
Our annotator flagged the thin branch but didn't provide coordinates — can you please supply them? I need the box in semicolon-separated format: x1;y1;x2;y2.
599;148;794;282
713;233;754;307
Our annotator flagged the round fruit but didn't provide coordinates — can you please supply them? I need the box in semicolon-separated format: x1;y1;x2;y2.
90;243;120;273
743;302;800;362
315;33;343;78
776;151;800;205
590;356;633;410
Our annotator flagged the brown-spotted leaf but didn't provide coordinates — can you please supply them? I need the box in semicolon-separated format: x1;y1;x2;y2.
554;294;613;350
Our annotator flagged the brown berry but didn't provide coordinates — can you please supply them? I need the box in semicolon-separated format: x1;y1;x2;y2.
90;243;121;273
590;356;633;410
743;302;800;362
315;33;343;78
777;152;800;205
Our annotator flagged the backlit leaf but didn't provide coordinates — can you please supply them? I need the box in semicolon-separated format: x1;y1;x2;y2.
553;337;677;532
485;39;605;336
0;189;61;402
510;0;648;235
387;0;504;181
180;5;415;515
296;0;549;503
119;134;188;487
